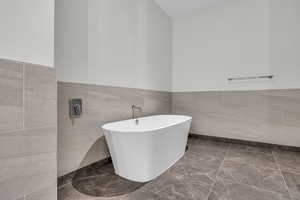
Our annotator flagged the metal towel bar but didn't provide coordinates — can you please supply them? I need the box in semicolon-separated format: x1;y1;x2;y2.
228;75;274;81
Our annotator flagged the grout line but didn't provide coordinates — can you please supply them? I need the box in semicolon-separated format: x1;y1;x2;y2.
16;195;26;200
223;176;292;199
24;181;57;199
281;170;300;176
22;63;25;130
216;143;231;178
0;151;56;160
205;143;231;200
0;125;57;135
205;142;293;199
58;182;72;190
0;129;26;135
272;150;293;200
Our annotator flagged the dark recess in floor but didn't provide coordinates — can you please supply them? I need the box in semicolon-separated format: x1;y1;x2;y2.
72;162;146;197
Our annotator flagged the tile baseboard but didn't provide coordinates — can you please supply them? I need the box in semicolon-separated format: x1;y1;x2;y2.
189;133;300;152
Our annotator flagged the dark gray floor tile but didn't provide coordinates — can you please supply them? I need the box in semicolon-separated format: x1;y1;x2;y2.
57;138;297;200
58;172;75;189
58;183;127;200
229;143;273;155
219;160;289;196
282;171;300;200
273;150;300;174
142;171;213;200
188;138;229;158
72;166;100;181
92;162;115;174
208;178;290;200
226;144;277;170
171;151;223;180
126;188;166;200
58;183;83;200
72;172;145;197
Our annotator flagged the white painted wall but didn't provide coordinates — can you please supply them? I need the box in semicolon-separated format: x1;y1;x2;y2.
270;0;300;90
172;0;300;92
55;0;88;81
56;0;172;91
87;0;142;89
142;0;172;91
0;0;54;67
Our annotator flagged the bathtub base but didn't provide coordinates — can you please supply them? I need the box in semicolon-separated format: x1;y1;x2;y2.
115;152;185;183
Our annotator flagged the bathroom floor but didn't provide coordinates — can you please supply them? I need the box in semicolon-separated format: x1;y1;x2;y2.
58;137;300;200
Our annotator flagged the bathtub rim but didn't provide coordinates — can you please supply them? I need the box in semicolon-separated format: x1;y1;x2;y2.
102;115;192;134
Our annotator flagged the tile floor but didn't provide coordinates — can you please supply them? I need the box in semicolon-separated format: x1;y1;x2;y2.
58;137;300;200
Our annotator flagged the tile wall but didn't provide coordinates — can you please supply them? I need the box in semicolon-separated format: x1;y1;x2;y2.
0;58;57;200
173;90;300;147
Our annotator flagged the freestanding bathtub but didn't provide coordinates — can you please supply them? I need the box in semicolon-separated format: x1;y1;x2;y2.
102;115;192;182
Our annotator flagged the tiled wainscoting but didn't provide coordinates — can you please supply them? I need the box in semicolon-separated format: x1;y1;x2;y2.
58;82;171;177
0;59;57;200
172;90;300;147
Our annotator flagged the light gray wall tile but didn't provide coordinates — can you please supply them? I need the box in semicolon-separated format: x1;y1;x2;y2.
57;82;172;177
0;59;23;132
141;90;171;115
24;64;56;128
57;82;99;176
24;63;56;99
0;59;57;200
0;127;57;158
172;89;300;147
0;153;57;200
24;97;56;128
25;183;57;200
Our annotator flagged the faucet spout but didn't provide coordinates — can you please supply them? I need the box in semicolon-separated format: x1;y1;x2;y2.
131;105;143;119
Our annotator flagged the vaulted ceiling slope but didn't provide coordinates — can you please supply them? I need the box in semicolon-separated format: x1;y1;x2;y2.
154;0;227;19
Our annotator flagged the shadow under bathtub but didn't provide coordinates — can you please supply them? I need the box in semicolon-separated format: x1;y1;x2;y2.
71;136;147;197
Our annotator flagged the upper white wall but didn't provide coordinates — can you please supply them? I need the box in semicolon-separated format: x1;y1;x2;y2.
55;0;88;80
270;0;300;90
0;0;54;67
172;0;300;92
87;0;142;90
56;0;172;91
139;0;172;91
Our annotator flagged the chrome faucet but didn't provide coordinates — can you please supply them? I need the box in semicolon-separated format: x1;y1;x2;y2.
131;105;143;125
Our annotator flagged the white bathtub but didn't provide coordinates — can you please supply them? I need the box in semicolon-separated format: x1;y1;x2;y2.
102;115;192;182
